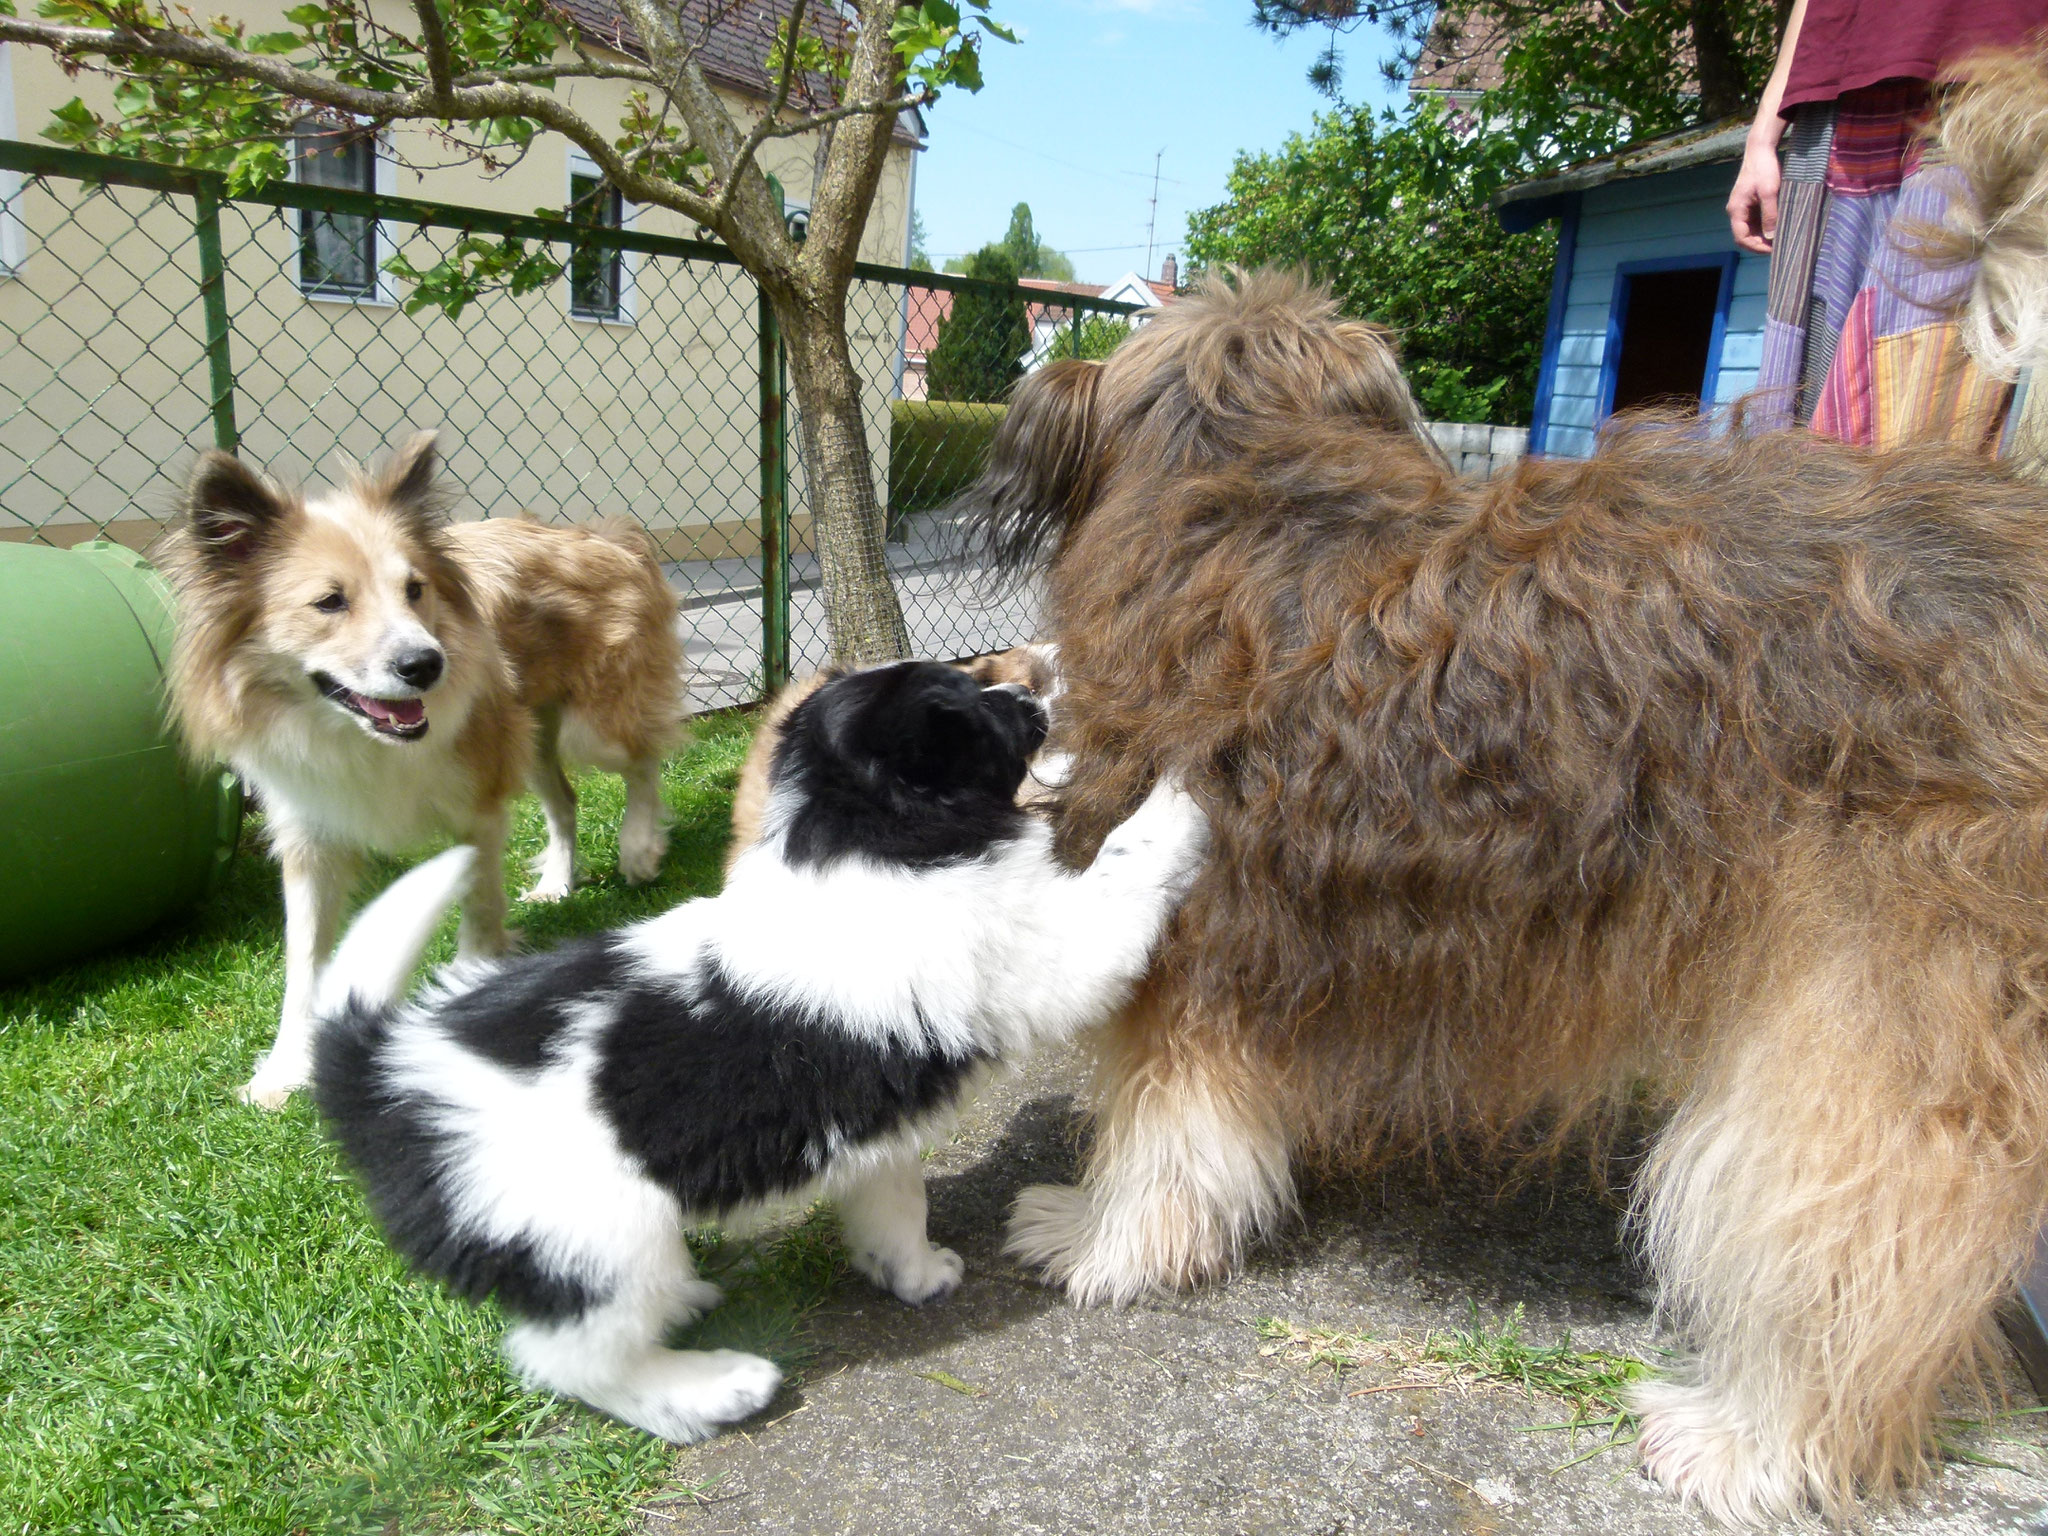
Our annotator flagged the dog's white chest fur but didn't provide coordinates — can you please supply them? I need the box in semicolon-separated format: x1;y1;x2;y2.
237;717;481;850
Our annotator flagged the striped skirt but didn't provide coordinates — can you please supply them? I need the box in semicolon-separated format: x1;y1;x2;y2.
1753;80;2013;449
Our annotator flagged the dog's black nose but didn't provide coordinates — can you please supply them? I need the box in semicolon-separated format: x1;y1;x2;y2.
392;647;444;690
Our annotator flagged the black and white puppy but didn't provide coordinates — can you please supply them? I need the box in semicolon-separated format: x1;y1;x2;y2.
309;661;1211;1443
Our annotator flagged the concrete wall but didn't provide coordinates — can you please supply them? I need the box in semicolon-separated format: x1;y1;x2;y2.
1425;420;1529;480
1539;162;1768;458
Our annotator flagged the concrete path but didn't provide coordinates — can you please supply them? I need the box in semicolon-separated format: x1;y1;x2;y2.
668;514;1041;712
652;1044;2048;1536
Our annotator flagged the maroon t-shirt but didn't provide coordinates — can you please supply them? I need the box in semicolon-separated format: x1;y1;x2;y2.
1780;0;2048;114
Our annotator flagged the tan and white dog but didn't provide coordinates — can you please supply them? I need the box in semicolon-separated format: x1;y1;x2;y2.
159;433;688;1107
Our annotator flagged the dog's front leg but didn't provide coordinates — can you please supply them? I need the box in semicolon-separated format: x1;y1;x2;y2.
523;704;579;902
459;803;516;959
993;775;1211;1040
833;1147;964;1306
243;837;358;1108
998;780;1294;1305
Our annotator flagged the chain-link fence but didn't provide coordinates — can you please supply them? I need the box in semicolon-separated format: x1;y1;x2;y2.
0;139;1143;709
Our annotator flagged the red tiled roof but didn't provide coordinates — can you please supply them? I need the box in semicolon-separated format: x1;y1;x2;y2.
555;0;923;142
1410;10;1507;95
902;276;1175;361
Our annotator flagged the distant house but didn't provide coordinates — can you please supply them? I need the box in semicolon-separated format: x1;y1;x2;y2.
1493;119;1762;458
0;1;923;556
900;263;1178;402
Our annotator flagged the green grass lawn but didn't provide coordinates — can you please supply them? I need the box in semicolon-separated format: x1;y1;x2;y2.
0;713;842;1534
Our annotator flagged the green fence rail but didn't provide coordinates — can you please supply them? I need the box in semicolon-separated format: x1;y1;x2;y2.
0;138;1144;706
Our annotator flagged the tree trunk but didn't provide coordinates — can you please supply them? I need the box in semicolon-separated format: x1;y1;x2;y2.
1690;0;1749;120
776;283;912;666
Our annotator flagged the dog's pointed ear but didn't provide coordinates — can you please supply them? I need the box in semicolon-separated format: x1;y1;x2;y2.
376;431;444;518
184;451;288;563
956;357;1102;578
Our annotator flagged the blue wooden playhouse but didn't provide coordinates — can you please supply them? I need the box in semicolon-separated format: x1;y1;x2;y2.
1496;121;1769;457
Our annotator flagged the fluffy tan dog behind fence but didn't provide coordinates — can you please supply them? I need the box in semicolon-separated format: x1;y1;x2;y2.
956;249;2048;1522
160;434;687;1108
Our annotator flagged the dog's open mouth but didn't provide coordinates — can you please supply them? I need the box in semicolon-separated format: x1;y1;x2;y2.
312;672;430;740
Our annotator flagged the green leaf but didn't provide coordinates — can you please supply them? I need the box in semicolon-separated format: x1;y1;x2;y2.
922;0;960;27
245;31;304;54
946;41;981;92
282;3;327;25
42;97;101;146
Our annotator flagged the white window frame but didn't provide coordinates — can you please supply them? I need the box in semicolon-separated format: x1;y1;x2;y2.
289;118;396;308
565;148;637;327
0;46;26;276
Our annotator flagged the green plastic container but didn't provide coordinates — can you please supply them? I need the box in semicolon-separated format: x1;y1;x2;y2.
0;541;241;983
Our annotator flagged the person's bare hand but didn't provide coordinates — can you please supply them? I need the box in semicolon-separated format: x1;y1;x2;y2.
1728;136;1782;254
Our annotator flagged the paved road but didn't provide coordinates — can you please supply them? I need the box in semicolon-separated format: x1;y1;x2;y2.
669;513;1043;710
650;1044;2048;1536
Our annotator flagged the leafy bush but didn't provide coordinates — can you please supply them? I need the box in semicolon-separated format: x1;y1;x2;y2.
1044;313;1135;361
890;398;1007;525
927;248;1031;403
1186;99;1554;427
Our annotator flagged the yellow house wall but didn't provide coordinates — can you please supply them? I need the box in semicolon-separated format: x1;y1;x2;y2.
0;20;918;560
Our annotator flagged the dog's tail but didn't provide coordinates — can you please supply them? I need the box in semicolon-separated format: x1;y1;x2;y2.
312;845;477;1018
1923;47;2048;378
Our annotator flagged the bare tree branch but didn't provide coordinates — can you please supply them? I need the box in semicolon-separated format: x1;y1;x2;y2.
450;59;663;86
0;12;723;223
757;91;926;140
799;0;910;288
709;0;806;225
412;0;454;106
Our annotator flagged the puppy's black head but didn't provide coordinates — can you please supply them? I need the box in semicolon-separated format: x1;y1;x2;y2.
770;660;1049;870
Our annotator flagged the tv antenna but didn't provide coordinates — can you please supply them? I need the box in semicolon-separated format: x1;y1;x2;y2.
1144;148;1165;279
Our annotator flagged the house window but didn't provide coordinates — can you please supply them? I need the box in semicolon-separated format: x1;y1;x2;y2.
1602;257;1736;417
295;120;378;299
568;169;625;321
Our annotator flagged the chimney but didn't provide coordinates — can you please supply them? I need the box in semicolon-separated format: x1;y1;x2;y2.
1160;253;1178;289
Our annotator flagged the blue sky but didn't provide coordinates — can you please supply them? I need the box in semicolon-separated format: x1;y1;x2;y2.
912;2;1402;284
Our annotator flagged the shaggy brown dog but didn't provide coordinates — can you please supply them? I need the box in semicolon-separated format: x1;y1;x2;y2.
958;267;2048;1524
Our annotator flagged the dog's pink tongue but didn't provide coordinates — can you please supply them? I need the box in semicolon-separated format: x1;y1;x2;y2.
358;694;426;726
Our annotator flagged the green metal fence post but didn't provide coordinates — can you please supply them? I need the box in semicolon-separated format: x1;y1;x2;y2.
1072;304;1083;358
191;179;239;453
757;286;790;694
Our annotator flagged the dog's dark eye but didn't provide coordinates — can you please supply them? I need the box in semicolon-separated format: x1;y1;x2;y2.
405;578;424;602
313;590;348;613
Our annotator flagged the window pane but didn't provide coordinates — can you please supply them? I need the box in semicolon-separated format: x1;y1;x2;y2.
296;125;375;297
568;171;623;320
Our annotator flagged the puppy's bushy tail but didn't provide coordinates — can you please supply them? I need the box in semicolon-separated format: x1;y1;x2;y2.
312;845;477;1018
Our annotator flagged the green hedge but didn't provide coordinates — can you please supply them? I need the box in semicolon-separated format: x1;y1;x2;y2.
889;399;1007;528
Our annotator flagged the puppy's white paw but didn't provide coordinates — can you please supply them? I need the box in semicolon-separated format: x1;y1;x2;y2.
239;1049;308;1110
1632;1375;1805;1526
1100;775;1211;893
854;1243;965;1307
617;825;669;886
629;1350;782;1443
